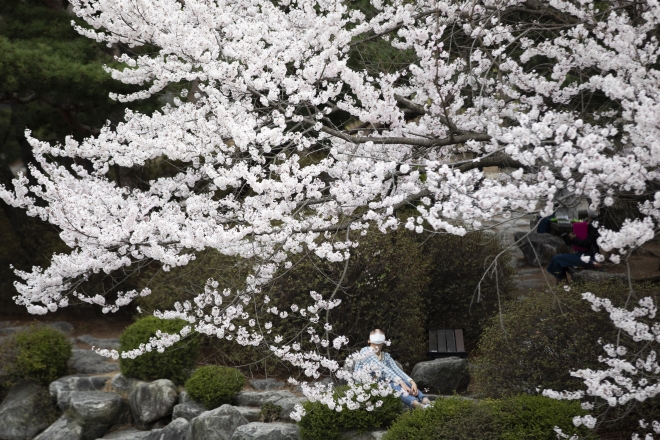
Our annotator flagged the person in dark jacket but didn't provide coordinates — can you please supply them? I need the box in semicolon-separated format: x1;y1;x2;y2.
546;208;601;282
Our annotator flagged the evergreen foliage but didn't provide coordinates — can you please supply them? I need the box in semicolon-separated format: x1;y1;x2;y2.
184;365;246;409
119;316;200;385
298;385;402;440
382;396;595;440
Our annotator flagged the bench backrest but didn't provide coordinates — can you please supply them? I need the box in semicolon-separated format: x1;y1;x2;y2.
428;329;466;353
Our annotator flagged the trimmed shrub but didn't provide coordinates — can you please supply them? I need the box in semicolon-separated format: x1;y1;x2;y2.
119;316;200;384
185;365;245;409
471;283;659;398
6;326;72;386
383;395;595;440
298;385;402;440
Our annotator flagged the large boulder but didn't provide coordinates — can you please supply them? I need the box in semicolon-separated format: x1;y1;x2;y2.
33;416;83;440
233;390;297;407
514;232;568;266
234;407;261;423
110;374;143;395
231;422;300;440
0;380;54;440
172;401;206;421
410;357;470;395
67;391;126;440
69;349;120;374
98;428;151;439
145;417;191;440
233;391;305;422
77;335;120;350
49;375;110;410
249;379;285;391
129;379;178;428
190;405;248;440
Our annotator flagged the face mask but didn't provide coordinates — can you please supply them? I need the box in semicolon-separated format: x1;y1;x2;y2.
369;333;386;345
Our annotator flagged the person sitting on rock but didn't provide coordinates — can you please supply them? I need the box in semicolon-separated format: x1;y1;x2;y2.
353;329;431;409
546;208;601;283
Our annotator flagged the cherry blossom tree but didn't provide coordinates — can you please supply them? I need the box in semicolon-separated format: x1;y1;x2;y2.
1;0;660;422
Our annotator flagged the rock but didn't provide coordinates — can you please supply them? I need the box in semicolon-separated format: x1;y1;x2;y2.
233;390;297;407
234;407;261;422
570;269;626;284
70;349;120;374
146;417;191;440
232;391;305;422
340;430;386;440
47;321;74;333
410;357;470;395
249;379;285;391
110;374;143;395
179;391;191;403
190;404;248;440
50;375;110;410
173;402;206;421
68;391;125;440
0;380;55;440
98;427;151;439
514;232;568;266
273;397;307;422
33;416;83;440
77;335;121;350
129;379;178;428
231;422;300;440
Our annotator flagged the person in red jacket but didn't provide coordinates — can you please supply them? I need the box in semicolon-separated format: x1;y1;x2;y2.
546;208;601;283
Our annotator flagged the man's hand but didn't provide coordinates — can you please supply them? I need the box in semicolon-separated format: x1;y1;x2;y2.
400;381;414;395
568;232;576;240
409;381;419;397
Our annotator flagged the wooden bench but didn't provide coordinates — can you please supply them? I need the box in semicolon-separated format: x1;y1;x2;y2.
427;328;467;359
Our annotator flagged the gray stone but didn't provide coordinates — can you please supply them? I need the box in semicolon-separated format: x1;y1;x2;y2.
232;391;305;422
33;416;83;440
231;422;300;440
172;402;206;421
110;374;143;395
129;379;178;428
47;321;74;333
68;391;126;440
570;269;626;284
233;390;297;407
77;335;121;350
50;375;110;410
234;407;261;423
179;391;191;403
190;404;248;440
98;428;151;439
272;397;306;422
0;380;54;440
339;430;386;440
146;417;191;440
70;349;120;374
249;379;285;391
411;357;470;395
514;232;568;266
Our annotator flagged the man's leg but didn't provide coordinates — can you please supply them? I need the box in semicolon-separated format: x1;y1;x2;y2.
390;382;416;408
547;253;587;281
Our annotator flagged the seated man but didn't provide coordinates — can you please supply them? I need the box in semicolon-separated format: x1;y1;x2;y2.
354;329;431;409
546;208;601;283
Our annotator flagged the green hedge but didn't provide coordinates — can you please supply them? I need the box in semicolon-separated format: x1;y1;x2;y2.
1;326;72;387
298;385;402;440
383;395;596;440
119;316;200;385
185;365;245;409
